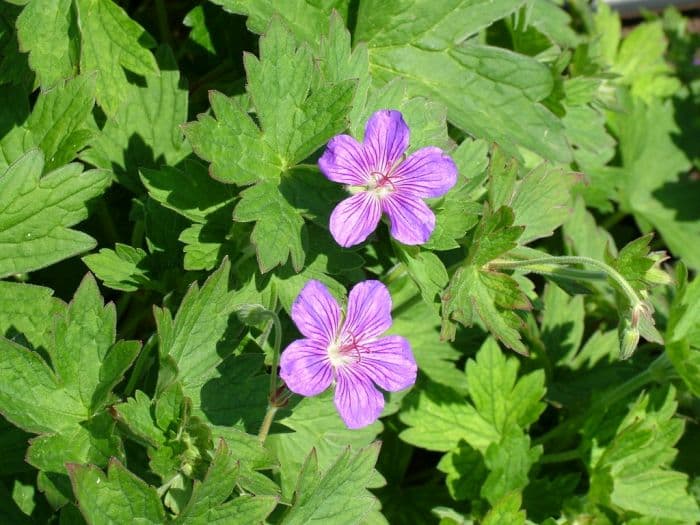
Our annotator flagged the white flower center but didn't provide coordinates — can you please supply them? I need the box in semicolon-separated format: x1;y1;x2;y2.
327;339;354;368
327;333;367;369
366;171;395;198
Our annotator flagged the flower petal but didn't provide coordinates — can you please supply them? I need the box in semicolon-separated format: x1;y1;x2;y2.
318;134;371;186
291;280;342;344
343;280;392;342
334;368;384;429
279;338;333;397
391;146;458;198
363;110;409;173
329;192;381;247
381;193;436;245
358;335;417;392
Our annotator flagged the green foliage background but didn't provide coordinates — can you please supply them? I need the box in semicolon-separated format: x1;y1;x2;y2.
0;0;699;523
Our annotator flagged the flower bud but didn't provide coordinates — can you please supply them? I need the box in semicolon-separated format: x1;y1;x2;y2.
644;251;672;286
618;317;640;360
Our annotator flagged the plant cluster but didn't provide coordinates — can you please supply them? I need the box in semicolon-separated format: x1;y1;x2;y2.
0;1;699;523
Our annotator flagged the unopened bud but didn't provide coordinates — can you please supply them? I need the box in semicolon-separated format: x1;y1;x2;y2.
645;251;672;286
618;317;640;360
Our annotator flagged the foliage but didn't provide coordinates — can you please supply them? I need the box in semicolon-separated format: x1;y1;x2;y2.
0;1;699;523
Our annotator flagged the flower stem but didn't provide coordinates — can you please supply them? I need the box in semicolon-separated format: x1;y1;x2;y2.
540;448;582;464
257;308;284;445
258;405;278;444
489;255;642;308
267;311;283;401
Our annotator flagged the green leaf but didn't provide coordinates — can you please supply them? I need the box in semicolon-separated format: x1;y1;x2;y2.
172;438;278;523
592;2;620;66
613;21;680;102
156;261;269;432
0;75;96;172
349;79;451;154
82;243;156;292
606;234;656;293
73;0;158;116
437;441;487;501
388;278;467;394
268;392;382;498
184;90;279;186
0;275;138;477
0;150;111;278
140;161;235;224
193;352;268;433
50;274;129;412
282;443;382;525
157;259;236;395
0;280;64;352
539;283;585;366
0;336;85;434
563;197;616;261
394;246;448;311
401;339;544;454
68;460;166;524
481;428;542;504
246;30;355;165
177;440;238;520
185;18;357;271
481;492;526;525
400;381;499;453
509;164;575;244
211;0;351;47
588;387;700;523
562;104;615;172
206;426;280;498
0;3;33;89
26;412;123;474
81;46;189;192
612;95;699;269
466;339;546;433
183;496;278;524
16;0;78;88
441;202;542;352
0;84;31;172
521;0;580;49
234;178;307;273
112;390;164;447
666;272;700;395
355;0;525;49
179;219;235;272
27;75;96;172
360;5;571;163
423;139;486;251
469;207;524;267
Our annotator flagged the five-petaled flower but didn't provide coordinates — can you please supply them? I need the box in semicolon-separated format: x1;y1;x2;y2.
279;280;417;429
319;109;458;247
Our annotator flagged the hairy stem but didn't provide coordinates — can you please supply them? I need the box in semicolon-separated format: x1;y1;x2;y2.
489;255;642;309
258;405;278;444
267;311;283;401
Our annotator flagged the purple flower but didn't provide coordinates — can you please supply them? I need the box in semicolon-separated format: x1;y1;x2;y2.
319;109;458;247
279;280;417;429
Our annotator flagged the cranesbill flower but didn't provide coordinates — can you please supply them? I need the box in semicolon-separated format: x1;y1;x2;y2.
319;109;458;247
279;280;417;429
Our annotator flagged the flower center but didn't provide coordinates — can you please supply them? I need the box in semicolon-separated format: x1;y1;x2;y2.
326;333;364;369
366;171;395;198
